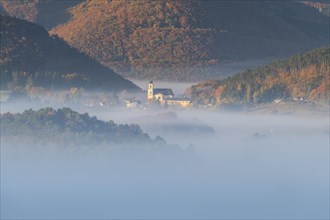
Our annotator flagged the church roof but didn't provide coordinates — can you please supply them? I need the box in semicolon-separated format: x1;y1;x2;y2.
166;97;190;101
153;88;174;96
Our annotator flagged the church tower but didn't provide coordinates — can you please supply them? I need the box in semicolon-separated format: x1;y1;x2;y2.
147;81;154;102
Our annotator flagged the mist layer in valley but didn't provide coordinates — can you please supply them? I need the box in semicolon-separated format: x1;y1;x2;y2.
1;101;329;219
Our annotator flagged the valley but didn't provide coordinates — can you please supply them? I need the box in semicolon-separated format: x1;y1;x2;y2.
0;1;329;219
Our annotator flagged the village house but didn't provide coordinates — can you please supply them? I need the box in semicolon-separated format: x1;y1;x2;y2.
273;98;282;104
147;81;190;108
125;99;142;109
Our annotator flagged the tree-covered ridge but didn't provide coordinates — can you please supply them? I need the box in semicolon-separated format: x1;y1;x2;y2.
0;15;139;92
50;0;214;81
0;108;176;150
50;0;329;81
186;47;330;106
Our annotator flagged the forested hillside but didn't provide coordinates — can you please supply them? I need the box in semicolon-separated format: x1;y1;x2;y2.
0;15;139;93
0;107;178;151
186;47;330;106
50;0;214;81
50;0;329;81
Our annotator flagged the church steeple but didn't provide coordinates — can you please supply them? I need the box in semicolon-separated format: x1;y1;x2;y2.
147;81;154;102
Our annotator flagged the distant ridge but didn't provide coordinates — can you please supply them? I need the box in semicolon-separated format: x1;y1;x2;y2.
0;15;140;93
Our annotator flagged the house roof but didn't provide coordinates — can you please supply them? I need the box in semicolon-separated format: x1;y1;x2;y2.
153;88;174;96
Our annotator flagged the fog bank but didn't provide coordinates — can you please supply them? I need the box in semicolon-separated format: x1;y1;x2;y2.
1;106;329;219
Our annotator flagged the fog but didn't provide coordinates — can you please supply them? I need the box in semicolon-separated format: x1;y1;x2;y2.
1;101;329;219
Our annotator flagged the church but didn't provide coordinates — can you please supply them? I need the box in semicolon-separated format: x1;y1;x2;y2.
147;81;190;108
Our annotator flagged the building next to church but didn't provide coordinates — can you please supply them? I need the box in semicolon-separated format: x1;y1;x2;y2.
147;81;190;108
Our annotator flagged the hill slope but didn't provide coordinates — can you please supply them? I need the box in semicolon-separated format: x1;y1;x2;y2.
50;0;329;81
186;47;330;106
0;15;139;93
